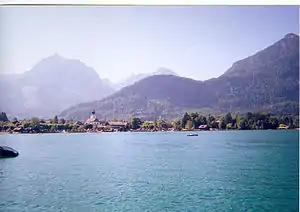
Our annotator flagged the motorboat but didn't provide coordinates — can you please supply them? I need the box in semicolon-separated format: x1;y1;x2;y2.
187;133;198;136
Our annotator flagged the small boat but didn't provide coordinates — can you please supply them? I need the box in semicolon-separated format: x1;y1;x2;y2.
187;133;198;136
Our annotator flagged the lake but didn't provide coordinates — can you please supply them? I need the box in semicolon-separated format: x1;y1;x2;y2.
0;131;298;212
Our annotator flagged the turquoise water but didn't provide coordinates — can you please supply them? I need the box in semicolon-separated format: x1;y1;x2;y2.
0;131;298;212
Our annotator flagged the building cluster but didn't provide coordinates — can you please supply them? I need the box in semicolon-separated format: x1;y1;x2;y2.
84;111;129;132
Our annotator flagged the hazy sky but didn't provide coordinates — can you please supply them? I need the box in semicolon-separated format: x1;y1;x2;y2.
1;6;299;83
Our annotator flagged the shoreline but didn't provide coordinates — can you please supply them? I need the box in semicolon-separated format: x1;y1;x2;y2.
1;128;299;135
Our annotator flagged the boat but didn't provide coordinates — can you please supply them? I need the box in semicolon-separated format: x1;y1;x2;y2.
187;133;198;136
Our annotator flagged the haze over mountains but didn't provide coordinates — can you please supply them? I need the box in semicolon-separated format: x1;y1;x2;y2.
103;68;178;91
60;33;299;121
0;55;178;119
1;33;299;120
0;54;114;119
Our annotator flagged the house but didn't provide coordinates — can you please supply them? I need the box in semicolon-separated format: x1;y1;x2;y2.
46;120;52;124
85;110;103;129
199;125;209;130
278;124;289;130
85;110;99;124
108;121;128;130
13;127;23;133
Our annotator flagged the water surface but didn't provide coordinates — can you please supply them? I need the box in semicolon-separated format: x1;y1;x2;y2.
0;131;298;211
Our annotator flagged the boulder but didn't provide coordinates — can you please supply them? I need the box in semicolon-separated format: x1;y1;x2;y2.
0;146;19;158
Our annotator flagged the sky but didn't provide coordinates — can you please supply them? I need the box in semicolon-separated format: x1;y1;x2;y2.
0;6;299;83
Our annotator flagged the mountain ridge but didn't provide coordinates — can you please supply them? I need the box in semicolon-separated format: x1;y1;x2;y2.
0;54;115;119
111;67;178;90
59;33;299;121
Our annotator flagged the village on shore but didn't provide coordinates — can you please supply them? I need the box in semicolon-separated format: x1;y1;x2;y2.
0;110;299;134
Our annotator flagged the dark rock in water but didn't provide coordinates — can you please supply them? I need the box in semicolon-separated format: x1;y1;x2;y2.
0;146;19;158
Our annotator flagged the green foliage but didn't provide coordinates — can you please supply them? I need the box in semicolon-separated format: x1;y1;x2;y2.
12;117;18;123
60;35;299;121
53;116;58;124
131;117;142;130
185;120;193;130
59;118;66;124
224;113;233;125
153;117;157;128
31;117;39;125
84;124;93;130
181;112;190;128
193;115;207;128
0;108;299;134
158;119;169;129
207;114;217;128
173;120;181;130
218;118;226;130
0;112;9;122
238;118;249;130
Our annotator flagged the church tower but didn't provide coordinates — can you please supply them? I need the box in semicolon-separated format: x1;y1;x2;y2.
90;110;96;120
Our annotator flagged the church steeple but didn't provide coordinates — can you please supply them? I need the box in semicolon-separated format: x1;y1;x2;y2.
90;110;96;120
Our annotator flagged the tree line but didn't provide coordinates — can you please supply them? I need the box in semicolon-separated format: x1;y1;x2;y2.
180;112;299;130
0;111;299;133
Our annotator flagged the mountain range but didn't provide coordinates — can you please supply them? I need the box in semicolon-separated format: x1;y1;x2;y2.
59;33;299;121
103;67;178;91
0;54;114;119
1;33;298;120
0;55;178;119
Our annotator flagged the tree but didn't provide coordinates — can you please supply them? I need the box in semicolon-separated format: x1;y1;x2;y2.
181;112;190;128
12;117;18;124
142;121;149;129
293;116;299;128
131;117;142;130
235;115;241;127
0;112;8;122
226;123;233;130
194;115;207;128
269;116;279;129
53;116;58;124
207;114;216;127
238;118;249;130
224;112;233;125
218;118;226;130
153;117;157;129
59;118;66;124
84;124;93;130
245;112;253;121
190;112;199;121
31;117;39;125
173;120;181;130
288;116;295;128
185;120;193;130
158;119;169;129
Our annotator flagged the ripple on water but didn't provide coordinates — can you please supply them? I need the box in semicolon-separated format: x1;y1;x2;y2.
0;131;298;212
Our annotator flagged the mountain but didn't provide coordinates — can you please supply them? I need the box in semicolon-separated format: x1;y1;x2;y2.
60;33;299;121
102;78;115;90
0;54;115;119
113;67;178;90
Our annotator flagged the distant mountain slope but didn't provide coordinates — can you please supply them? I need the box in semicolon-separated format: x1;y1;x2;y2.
0;54;115;119
102;78;115;90
113;67;178;90
60;33;299;121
